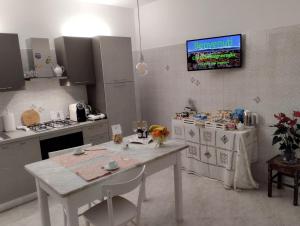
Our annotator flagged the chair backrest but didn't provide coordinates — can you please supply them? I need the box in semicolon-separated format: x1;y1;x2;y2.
102;165;146;197
102;165;146;226
48;144;92;158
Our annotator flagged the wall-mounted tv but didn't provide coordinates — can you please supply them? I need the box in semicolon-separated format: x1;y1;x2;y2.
186;34;242;71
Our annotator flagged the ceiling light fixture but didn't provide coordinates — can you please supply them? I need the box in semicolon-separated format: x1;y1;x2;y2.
135;0;148;76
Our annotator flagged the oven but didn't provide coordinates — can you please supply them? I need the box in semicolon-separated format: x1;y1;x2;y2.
40;131;84;159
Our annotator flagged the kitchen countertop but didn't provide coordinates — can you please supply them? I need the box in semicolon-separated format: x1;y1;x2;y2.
0;119;108;145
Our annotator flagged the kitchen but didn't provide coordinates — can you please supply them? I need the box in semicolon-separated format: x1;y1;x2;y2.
1;0;300;226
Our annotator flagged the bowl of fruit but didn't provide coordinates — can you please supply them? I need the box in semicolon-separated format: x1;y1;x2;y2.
148;124;170;147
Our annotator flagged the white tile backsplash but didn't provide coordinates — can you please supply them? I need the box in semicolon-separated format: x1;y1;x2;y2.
0;79;87;128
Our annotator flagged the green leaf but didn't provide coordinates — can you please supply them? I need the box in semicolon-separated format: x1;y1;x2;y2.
273;129;281;135
272;136;282;145
273;127;288;135
279;143;286;150
292;144;299;150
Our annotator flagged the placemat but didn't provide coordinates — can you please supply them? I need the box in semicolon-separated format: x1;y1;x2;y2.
51;148;110;168
75;156;140;182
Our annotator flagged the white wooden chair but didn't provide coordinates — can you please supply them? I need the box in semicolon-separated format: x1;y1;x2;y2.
49;144;93;226
82;165;146;226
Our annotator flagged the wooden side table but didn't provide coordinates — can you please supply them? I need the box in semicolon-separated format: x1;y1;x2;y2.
267;155;300;206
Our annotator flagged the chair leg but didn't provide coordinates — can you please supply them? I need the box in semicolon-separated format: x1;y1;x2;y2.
63;209;67;226
84;203;91;226
143;183;147;201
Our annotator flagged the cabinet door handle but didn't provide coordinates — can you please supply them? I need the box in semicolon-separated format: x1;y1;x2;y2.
113;83;127;88
74;81;89;84
0;87;12;90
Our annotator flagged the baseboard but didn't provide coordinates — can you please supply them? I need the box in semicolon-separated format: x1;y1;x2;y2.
0;193;37;213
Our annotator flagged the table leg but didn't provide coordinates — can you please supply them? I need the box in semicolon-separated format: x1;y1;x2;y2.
277;172;282;189
174;152;183;222
294;173;299;206
36;179;51;226
65;204;79;226
268;166;272;197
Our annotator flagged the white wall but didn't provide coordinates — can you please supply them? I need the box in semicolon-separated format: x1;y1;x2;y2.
0;0;135;48
134;0;300;184
137;0;300;49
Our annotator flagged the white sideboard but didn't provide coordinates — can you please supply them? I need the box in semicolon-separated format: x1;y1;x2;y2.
172;119;258;189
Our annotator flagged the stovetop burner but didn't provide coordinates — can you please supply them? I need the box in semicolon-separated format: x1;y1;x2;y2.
28;120;78;132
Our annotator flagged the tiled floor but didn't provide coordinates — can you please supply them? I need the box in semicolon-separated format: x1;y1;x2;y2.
0;168;299;226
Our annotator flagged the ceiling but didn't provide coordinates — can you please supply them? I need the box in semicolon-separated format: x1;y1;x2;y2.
82;0;158;8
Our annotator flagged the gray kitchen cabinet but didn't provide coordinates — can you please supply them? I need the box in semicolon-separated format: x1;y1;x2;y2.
87;36;137;136
0;33;24;91
0;138;41;205
93;36;134;84
104;82;137;136
82;122;109;145
54;36;95;85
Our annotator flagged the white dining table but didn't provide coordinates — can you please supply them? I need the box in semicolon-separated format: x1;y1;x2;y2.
25;136;188;226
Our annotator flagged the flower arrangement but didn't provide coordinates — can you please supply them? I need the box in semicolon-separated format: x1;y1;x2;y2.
271;113;300;164
149;125;170;147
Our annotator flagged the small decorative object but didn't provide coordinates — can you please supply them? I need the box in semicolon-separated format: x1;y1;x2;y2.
149;124;170;147
53;65;65;77
271;113;300;164
133;121;148;138
233;108;244;123
122;141;129;150
236;122;245;131
111;124;123;144
226;122;236;130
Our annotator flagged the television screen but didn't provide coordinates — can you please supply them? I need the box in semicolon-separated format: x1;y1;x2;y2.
186;34;242;71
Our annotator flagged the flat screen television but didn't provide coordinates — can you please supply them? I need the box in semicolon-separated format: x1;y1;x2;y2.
186;34;242;71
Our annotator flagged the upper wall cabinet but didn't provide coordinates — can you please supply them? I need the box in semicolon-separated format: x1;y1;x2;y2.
0;33;25;91
93;36;134;84
54;36;95;85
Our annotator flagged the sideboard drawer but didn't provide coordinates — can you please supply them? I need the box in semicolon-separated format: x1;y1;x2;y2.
216;130;235;150
184;124;200;143
216;149;234;170
200;128;216;146
200;145;217;165
172;119;185;140
186;142;201;161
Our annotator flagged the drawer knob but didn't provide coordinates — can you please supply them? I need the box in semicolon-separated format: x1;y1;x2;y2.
204;152;211;158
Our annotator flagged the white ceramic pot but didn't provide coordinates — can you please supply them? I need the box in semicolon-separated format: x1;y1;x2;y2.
53;65;65;77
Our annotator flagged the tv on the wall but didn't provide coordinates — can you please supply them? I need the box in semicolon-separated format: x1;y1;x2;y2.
186;34;242;71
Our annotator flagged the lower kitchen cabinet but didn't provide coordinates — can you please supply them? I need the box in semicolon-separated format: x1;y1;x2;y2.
0;138;41;206
82;122;109;145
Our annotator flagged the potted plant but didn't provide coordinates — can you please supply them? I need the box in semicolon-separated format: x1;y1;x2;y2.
271;113;300;164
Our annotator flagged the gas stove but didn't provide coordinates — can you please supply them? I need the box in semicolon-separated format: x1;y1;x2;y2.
28;120;78;133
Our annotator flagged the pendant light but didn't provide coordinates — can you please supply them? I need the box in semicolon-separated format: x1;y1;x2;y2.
136;0;148;76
